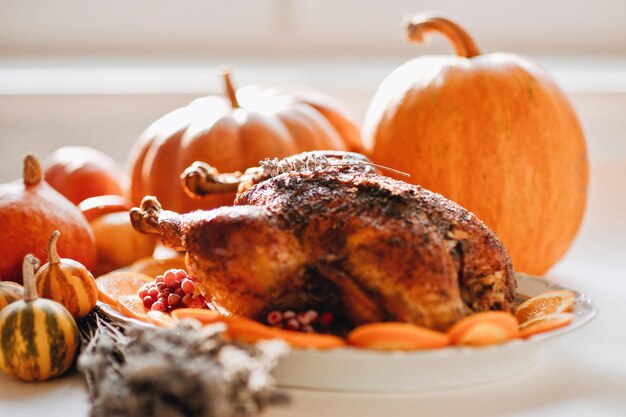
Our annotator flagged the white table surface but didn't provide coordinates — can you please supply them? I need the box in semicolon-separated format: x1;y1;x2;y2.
1;159;625;417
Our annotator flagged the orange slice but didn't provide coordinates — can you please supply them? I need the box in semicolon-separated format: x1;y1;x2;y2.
129;256;187;279
448;312;519;347
347;322;449;350
146;310;176;327
515;290;575;324
116;294;150;323
519;313;574;338
273;328;347;350
96;271;152;306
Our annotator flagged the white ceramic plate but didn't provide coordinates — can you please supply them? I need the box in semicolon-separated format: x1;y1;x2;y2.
98;274;596;392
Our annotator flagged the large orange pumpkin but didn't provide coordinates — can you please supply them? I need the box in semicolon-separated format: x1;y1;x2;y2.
129;71;363;213
363;13;588;275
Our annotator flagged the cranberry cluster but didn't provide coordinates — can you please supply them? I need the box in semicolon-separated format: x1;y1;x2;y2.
138;269;208;312
266;309;334;333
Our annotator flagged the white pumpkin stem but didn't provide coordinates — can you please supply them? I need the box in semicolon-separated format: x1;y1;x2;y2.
23;154;43;186
406;12;481;58
222;70;240;108
48;230;62;264
22;255;40;302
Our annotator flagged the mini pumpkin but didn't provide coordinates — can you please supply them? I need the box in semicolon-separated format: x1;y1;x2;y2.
0;279;23;312
43;146;125;205
78;196;157;274
35;231;98;318
363;13;588;274
0;255;79;381
129;70;363;213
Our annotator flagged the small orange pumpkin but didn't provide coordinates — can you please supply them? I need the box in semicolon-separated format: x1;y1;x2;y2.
43;146;125;205
363;13;588;274
128;70;363;213
0;278;23;312
0;155;97;284
35;231;98;318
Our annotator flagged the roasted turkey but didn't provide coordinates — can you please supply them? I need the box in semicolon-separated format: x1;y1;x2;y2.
130;151;516;331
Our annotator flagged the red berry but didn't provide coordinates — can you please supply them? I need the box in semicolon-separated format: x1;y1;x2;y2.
167;280;180;290
137;286;149;299
175;269;187;279
168;293;181;306
181;278;195;294
151;301;165;312
182;294;194;306
319;312;333;327
306;310;319;322
158;296;168;306
283;310;296;320
164;270;177;285
156;282;166;291
194;295;206;308
142;296;154;308
286;318;300;330
267;310;283;326
148;288;159;299
297;312;313;325
155;275;165;284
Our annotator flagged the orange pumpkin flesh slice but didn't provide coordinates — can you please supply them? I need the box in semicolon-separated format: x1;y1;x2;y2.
515;290;575;325
171;309;278;343
96;271;152;306
116;294;150;323
518;313;574;339
171;308;345;348
272;329;347;350
447;312;519;347
348;322;449;350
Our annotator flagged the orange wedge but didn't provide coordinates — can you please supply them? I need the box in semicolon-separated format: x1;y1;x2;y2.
116;294;150;323
129;256;187;279
347;322;449;350
273;329;347;350
146;310;176;327
519;313;573;338
96;271;152;306
448;312;519;347
515;290;575;325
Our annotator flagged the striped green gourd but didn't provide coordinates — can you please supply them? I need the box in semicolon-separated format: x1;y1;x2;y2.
0;279;24;312
35;230;98;319
0;255;79;381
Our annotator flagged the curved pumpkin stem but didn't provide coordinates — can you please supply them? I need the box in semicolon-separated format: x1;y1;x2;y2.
23;154;43;186
48;231;61;264
406;12;481;58
22;255;40;302
223;70;240;108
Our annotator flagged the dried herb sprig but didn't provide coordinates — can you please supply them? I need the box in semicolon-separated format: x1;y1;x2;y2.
78;316;288;417
259;153;410;178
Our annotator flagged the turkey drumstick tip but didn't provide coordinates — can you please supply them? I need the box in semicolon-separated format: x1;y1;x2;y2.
129;196;163;235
